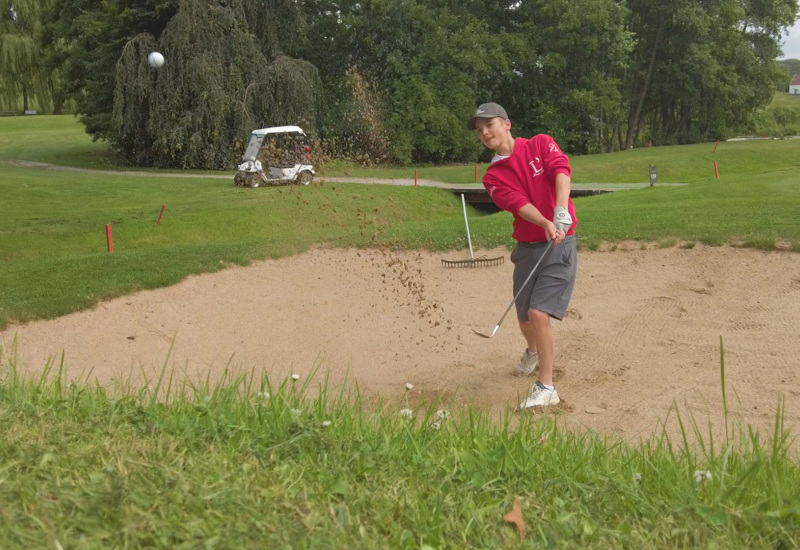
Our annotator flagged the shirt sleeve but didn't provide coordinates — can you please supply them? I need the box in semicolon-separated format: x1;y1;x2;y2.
483;171;529;214
538;135;571;181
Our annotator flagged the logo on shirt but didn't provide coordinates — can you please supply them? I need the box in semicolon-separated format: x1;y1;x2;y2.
549;143;559;154
529;157;544;177
488;185;496;197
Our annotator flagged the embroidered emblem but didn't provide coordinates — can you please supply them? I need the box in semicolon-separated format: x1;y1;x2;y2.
529;157;544;177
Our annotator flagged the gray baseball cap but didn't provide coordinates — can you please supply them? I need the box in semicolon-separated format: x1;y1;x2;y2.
466;102;508;130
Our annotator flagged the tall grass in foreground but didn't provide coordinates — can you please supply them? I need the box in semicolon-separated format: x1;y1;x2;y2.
1;345;798;549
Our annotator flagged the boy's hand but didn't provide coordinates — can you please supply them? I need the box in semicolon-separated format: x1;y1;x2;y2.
554;206;572;235
545;222;563;244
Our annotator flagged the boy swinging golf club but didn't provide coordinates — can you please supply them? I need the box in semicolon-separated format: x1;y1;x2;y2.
468;103;578;409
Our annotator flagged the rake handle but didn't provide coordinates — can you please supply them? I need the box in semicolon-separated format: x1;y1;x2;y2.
461;194;474;260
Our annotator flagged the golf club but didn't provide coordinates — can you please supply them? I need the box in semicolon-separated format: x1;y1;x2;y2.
472;239;555;338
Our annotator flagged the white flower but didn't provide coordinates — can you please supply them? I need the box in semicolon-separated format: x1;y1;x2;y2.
321;420;332;428
399;408;413;418
436;409;450;419
694;470;712;484
405;383;414;391
430;421;441;431
291;408;301;416
633;473;642;484
291;374;300;381
256;391;270;399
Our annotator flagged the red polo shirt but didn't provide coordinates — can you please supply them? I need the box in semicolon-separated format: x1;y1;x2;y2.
482;134;577;243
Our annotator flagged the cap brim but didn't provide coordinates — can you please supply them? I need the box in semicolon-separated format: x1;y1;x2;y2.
467;116;490;130
467;114;505;130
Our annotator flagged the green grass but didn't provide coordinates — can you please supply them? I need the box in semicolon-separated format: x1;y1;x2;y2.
323;139;800;186
1;354;798;549
2;115;800;327
770;91;800;108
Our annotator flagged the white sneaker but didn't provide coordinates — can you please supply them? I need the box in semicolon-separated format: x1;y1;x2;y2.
517;349;539;376
519;381;560;409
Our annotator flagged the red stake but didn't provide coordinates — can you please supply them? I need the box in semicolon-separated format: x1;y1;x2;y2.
713;140;719;153
415;170;418;187
105;224;113;253
157;204;166;225
475;164;478;183
714;160;719;179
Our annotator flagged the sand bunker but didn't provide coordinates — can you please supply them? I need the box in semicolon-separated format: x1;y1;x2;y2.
3;244;799;448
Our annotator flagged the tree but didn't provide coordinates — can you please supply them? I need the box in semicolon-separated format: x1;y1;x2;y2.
484;0;633;154
113;0;320;168
0;0;53;112
777;58;800;90
300;0;509;163
43;0;178;139
621;0;799;146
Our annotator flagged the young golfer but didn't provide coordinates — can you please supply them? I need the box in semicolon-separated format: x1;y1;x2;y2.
468;102;578;409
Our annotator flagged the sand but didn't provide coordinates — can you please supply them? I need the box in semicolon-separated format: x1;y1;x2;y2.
2;244;799;450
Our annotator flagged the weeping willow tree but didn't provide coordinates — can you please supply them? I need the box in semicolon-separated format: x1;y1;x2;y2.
112;0;320;169
0;0;54;112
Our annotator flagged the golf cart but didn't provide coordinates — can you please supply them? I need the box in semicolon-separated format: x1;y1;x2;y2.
234;126;315;187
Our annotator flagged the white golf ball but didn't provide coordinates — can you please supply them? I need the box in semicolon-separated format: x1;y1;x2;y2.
148;51;165;68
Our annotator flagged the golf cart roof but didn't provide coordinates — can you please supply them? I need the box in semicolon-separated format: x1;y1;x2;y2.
251;126;306;137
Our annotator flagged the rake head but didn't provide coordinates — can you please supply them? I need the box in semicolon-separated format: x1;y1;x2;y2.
441;256;504;268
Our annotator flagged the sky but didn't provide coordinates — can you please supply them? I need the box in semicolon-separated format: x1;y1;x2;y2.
780;19;800;59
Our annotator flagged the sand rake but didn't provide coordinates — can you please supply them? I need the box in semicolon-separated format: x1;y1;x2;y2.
442;194;504;268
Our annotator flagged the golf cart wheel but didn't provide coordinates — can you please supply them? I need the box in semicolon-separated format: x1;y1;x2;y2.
295;171;313;186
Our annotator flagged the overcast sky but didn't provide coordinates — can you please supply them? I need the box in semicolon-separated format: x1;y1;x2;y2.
780;19;800;59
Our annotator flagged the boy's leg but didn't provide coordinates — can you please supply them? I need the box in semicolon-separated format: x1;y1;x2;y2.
528;310;555;386
516;319;539;376
512;243;548;376
518;319;536;352
518;237;577;408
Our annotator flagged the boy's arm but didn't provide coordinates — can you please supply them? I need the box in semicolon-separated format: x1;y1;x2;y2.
555;172;571;209
518;203;559;242
483;173;529;214
541;135;573;235
540;135;571;185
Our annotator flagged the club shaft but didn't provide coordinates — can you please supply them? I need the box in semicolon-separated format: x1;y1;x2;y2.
492;240;554;329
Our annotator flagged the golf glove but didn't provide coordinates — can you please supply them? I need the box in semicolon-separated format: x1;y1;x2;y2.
554;206;572;234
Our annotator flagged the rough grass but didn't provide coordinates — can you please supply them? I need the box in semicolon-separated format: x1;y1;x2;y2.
1;352;798;549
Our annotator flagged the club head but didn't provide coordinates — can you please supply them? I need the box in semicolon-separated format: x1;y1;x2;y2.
472;326;499;339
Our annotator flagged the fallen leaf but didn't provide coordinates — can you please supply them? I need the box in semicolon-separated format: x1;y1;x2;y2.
503;496;526;538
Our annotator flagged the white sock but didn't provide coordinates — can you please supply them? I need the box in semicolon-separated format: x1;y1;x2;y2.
541;383;555;391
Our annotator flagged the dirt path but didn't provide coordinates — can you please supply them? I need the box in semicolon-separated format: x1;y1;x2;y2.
2;244;799;450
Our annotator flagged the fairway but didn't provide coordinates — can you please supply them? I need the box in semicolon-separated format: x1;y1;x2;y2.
3;242;799;448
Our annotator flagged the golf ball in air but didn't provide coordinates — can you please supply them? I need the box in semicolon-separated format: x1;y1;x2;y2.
148;51;165;68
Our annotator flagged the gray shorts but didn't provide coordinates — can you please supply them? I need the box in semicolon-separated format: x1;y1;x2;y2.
511;236;577;321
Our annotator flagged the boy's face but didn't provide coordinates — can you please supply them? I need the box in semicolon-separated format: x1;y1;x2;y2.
474;117;511;150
